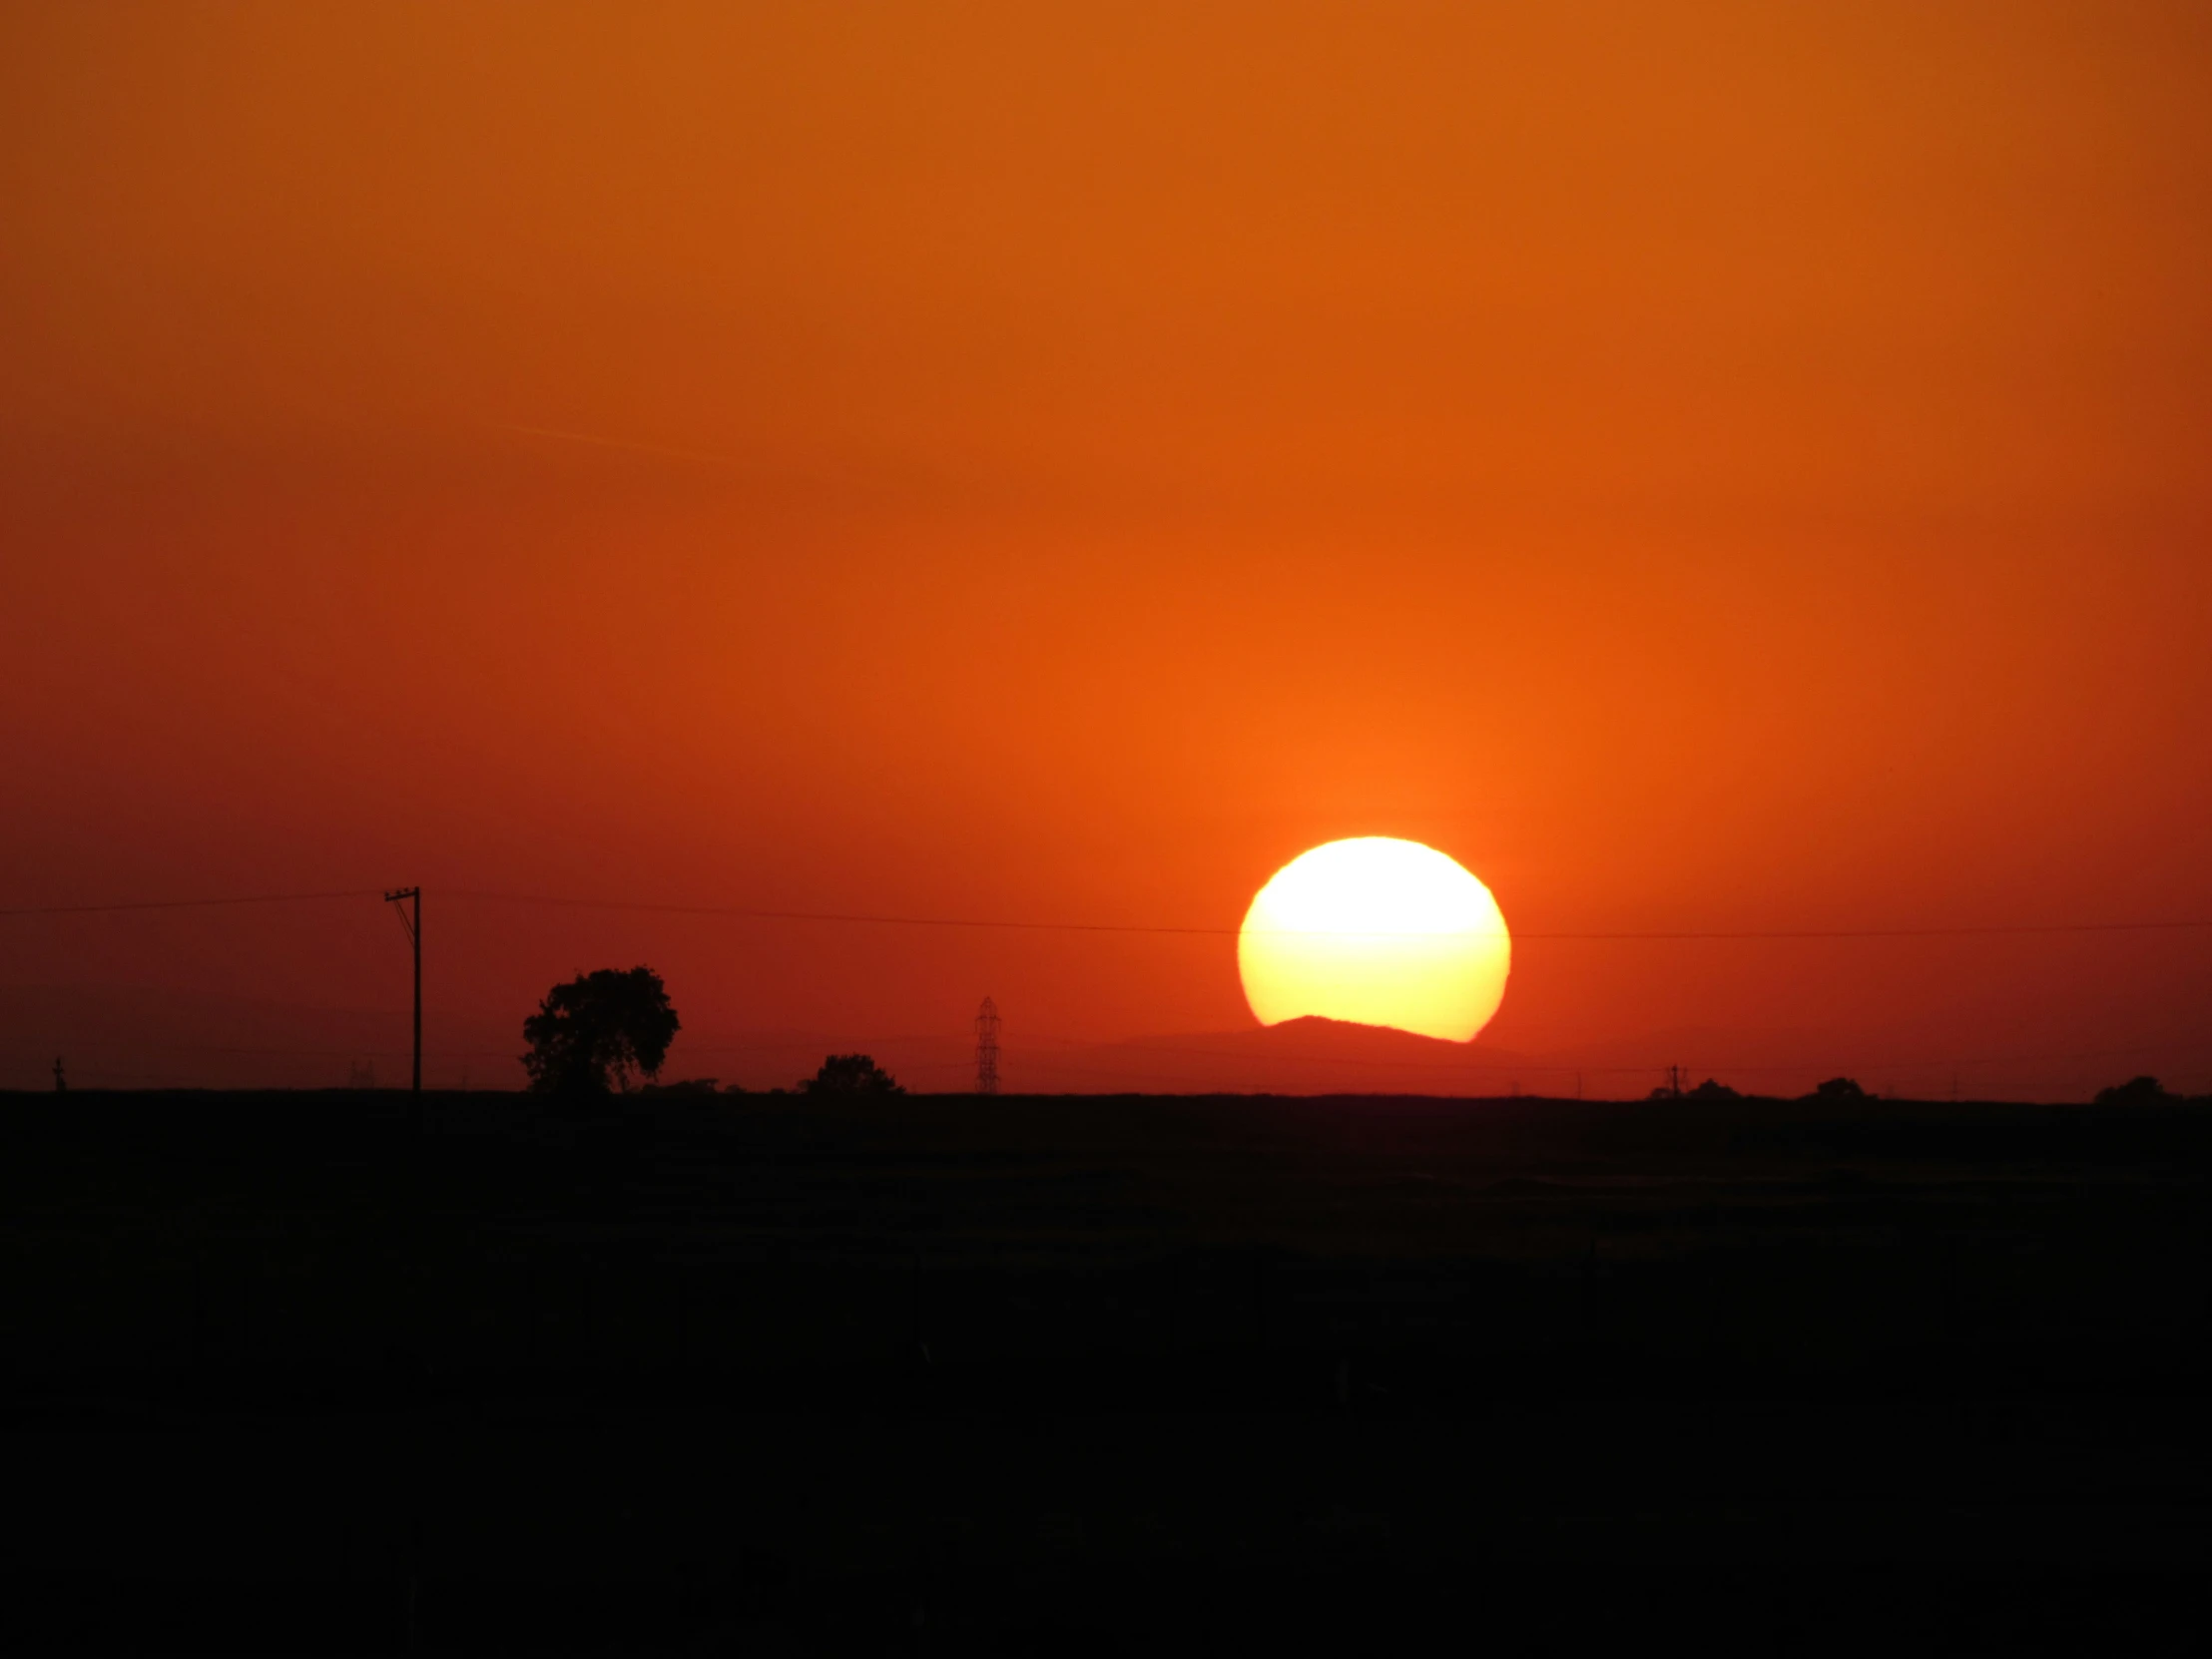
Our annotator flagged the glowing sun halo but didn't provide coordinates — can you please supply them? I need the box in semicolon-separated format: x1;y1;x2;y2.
1238;837;1510;1043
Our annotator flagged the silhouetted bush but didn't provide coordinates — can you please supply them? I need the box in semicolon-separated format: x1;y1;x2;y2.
1811;1077;1869;1102
1687;1078;1740;1101
2093;1075;2172;1109
522;966;680;1097
803;1054;903;1095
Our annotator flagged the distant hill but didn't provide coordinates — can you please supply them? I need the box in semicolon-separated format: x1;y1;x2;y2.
1027;1017;1543;1095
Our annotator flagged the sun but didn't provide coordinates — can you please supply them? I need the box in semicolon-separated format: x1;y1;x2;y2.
1238;837;1510;1043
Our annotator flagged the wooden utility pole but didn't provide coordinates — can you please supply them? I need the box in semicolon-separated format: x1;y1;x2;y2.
384;887;421;1129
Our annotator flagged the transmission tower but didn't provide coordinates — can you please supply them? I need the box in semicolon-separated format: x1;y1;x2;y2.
974;996;1000;1096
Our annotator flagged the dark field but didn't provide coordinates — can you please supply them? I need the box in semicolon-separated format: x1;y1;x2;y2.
4;1088;2209;1654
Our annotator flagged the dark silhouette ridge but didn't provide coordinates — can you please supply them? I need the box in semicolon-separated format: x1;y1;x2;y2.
520;966;679;1097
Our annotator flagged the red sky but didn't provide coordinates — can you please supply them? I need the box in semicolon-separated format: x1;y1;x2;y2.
5;2;2210;1096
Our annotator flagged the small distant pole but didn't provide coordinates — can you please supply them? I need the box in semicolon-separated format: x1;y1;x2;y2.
974;997;1000;1096
52;1056;66;1094
380;886;426;1650
384;887;421;1130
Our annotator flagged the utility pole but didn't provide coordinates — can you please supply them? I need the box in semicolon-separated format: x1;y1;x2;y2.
385;887;421;1130
377;886;426;1651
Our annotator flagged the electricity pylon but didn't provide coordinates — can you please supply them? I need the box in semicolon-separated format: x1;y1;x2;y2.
975;996;1000;1096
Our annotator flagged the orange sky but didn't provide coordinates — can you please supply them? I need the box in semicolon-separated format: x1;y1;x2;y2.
4;2;2210;1095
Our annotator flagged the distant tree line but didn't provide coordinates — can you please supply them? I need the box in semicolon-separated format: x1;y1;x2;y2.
523;968;904;1100
1641;1072;2195;1107
520;969;2184;1108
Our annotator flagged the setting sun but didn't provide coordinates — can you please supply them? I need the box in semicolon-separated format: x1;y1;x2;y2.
1238;838;1510;1043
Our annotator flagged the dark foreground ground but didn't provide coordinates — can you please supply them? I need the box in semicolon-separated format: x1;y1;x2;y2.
2;1087;2208;1654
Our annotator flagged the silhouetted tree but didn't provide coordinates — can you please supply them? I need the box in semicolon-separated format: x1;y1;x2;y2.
521;966;680;1097
803;1053;903;1095
2093;1075;2171;1108
1687;1078;1740;1101
1812;1076;1869;1102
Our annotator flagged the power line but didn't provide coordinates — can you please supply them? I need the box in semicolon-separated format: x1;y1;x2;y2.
443;887;1235;934
0;887;382;918
3;882;2209;941
437;889;2212;942
1531;921;2212;940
